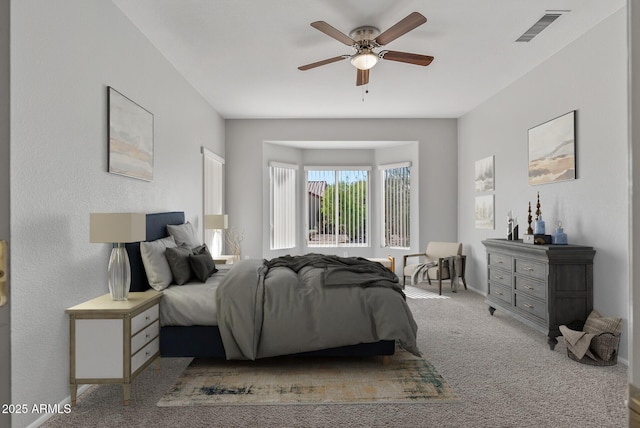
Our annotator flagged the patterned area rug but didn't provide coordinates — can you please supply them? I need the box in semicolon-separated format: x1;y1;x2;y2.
404;285;450;299
157;351;457;406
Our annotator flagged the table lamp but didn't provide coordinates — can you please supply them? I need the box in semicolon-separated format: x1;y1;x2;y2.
204;214;228;257
90;213;146;300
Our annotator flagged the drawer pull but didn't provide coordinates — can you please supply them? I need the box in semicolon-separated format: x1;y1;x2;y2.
495;275;503;280
495;291;503;296
497;260;504;264
524;285;534;290
524;303;534;309
145;315;151;321
524;267;534;272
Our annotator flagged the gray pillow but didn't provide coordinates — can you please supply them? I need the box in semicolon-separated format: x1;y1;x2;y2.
167;222;201;249
189;244;218;282
140;235;177;291
165;245;193;285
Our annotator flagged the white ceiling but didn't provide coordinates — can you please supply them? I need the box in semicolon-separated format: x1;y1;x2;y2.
112;0;625;120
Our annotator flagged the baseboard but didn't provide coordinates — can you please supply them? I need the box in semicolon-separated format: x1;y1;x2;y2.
26;384;91;428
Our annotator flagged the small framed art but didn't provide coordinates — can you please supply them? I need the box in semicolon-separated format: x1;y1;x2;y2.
108;87;154;181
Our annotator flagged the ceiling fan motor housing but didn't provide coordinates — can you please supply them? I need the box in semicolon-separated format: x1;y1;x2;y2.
349;26;380;49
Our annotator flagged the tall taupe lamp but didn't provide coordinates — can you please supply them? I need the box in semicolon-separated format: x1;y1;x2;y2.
204;214;228;256
90;213;146;301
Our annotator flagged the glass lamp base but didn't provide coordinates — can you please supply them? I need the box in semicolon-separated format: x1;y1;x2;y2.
108;244;131;301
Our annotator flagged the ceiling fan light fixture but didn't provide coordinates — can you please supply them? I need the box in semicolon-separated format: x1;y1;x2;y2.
351;51;378;70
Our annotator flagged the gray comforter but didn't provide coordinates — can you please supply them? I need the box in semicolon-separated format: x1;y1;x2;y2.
216;255;420;360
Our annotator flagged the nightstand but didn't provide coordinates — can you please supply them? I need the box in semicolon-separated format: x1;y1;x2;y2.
66;290;162;406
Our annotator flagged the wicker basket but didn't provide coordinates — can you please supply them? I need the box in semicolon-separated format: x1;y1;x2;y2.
566;332;620;366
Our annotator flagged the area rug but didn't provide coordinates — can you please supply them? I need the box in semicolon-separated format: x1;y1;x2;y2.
404;285;450;300
157;351;457;406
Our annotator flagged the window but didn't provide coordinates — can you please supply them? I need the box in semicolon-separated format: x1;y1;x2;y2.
380;162;411;248
306;167;370;247
270;162;297;250
202;148;224;256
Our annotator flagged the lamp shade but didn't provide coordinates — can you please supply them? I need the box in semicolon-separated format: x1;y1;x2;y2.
90;213;146;243
205;214;228;230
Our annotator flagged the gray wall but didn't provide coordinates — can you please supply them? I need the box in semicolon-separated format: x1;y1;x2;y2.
458;9;629;361
225;119;458;269
10;1;224;426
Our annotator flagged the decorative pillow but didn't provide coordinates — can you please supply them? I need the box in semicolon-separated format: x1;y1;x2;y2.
140;236;177;291
167;221;201;249
165;245;193;285
583;310;622;361
189;244;218;282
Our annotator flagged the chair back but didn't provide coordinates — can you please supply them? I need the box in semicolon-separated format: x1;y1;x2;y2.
426;242;462;258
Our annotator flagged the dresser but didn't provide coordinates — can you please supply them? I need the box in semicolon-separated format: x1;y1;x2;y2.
66;291;162;405
482;239;595;350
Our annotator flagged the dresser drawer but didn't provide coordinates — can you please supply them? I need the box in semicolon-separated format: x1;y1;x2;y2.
131;304;159;335
488;267;512;287
515;292;546;322
132;337;160;374
488;252;512;269
131;320;160;354
489;282;511;305
514;259;546;280
514;277;546;301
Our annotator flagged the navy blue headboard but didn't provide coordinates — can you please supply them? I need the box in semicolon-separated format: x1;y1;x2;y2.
126;211;185;292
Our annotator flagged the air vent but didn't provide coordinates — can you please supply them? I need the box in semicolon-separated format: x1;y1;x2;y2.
516;13;563;42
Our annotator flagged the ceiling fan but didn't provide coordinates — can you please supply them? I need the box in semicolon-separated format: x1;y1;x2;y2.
298;12;434;86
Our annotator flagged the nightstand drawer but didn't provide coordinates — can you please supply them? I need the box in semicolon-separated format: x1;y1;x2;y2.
514;259;546;280
132;337;159;374
131;304;159;334
131;320;160;354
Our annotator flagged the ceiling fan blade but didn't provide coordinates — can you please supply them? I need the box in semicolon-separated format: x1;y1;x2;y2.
381;50;434;66
375;12;427;46
310;21;356;46
298;55;347;71
356;68;369;86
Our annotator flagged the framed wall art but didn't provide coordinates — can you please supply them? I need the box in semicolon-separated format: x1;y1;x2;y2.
475;194;494;230
475;155;494;193
108;87;154;181
528;110;575;186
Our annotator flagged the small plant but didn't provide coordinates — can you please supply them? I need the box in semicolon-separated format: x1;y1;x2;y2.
225;227;244;261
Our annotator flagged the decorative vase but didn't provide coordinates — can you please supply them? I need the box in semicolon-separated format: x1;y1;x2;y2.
534;215;546;235
552;221;568;245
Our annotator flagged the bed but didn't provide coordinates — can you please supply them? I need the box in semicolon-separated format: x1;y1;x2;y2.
126;211;418;360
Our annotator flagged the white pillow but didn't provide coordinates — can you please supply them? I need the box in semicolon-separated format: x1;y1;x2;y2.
166;221;201;249
140;235;177;291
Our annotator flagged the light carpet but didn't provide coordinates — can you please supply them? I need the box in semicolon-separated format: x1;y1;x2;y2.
157;351;456;407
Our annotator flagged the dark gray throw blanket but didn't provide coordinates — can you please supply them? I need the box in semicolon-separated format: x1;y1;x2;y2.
216;257;420;360
265;253;404;298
